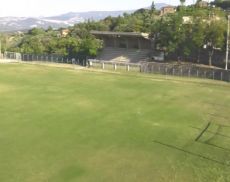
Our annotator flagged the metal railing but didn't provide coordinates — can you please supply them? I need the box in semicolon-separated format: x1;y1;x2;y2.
89;60;230;82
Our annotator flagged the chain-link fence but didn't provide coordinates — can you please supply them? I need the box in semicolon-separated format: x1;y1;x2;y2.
2;52;229;82
2;52;87;66
4;52;22;60
141;62;230;82
89;60;230;82
22;54;77;64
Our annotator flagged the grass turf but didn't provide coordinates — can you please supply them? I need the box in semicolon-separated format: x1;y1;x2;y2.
0;63;230;182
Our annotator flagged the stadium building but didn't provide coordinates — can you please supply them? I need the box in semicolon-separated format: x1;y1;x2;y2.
91;31;158;63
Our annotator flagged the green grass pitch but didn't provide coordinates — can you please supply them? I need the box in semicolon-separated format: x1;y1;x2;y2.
0;63;230;182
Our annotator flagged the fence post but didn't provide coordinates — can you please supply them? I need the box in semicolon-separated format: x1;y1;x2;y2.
114;63;117;71
197;70;199;77
188;69;191;77
127;64;130;72
173;68;175;76
204;71;206;79
165;67;168;75
102;62;105;69
213;71;215;80
181;68;183;76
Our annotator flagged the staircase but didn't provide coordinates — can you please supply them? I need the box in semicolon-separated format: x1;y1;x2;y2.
97;47;150;63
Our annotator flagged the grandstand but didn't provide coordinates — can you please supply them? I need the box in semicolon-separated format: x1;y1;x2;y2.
97;47;150;63
91;31;153;63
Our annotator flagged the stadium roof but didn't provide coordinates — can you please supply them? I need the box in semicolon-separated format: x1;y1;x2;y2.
91;31;149;39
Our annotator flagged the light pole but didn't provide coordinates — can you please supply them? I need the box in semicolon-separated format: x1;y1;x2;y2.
0;36;1;59
225;15;230;70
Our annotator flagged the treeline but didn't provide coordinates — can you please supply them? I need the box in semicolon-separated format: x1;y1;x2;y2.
1;26;103;58
153;7;227;66
0;2;229;66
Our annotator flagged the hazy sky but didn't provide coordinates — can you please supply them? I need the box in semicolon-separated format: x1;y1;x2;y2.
0;0;195;17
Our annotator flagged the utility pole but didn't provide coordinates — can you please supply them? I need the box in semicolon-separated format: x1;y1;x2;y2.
0;34;2;59
0;35;1;59
225;15;230;70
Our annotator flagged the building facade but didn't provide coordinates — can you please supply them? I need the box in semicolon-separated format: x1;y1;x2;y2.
160;6;176;16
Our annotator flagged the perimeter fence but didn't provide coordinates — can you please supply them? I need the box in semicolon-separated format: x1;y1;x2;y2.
2;52;87;65
89;60;230;82
1;52;229;82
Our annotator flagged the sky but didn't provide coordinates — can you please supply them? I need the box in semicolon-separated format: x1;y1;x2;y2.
0;0;195;17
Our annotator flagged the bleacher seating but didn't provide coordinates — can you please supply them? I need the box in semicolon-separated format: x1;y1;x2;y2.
97;47;150;63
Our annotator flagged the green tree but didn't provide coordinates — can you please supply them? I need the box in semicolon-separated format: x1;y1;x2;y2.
153;14;187;59
212;0;230;10
28;28;46;36
79;37;102;57
180;0;186;6
20;36;45;54
191;18;206;62
205;20;226;66
151;1;156;11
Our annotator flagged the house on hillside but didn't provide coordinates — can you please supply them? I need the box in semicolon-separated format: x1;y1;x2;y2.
160;6;176;16
196;1;209;7
61;29;70;37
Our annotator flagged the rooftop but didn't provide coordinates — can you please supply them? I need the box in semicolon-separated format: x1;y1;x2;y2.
91;31;149;39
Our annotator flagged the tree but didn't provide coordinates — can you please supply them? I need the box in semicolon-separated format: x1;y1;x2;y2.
20;36;45;54
204;20;226;66
212;0;230;10
28;28;45;36
152;14;187;59
0;34;8;53
191;18;206;62
79;37;102;57
180;0;186;6
151;1;156;11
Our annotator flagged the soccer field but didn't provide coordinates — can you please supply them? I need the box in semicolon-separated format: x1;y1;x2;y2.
0;63;229;182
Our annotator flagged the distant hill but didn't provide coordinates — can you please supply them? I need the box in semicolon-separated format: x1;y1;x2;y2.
47;11;133;22
0;3;170;32
150;3;172;9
